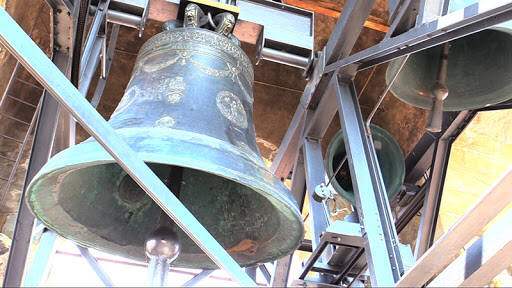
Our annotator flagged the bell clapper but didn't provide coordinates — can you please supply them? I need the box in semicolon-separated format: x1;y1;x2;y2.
145;167;184;287
145;222;181;287
427;42;450;132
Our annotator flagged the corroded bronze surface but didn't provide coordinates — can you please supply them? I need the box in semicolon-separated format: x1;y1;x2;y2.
26;27;303;269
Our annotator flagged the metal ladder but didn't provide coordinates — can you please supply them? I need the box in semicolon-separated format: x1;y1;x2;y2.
0;62;43;206
0;7;45;209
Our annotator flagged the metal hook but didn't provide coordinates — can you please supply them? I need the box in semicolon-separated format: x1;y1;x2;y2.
207;12;217;29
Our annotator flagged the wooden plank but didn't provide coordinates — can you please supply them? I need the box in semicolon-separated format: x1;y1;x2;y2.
283;0;389;32
428;210;512;287
397;167;512;287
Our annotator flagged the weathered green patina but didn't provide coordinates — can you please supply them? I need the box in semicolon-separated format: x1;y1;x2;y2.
387;27;512;111
325;124;405;206
26;27;303;269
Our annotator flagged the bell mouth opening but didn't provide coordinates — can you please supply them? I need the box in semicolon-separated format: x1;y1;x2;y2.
28;162;298;269
332;152;353;192
27;127;304;269
387;28;512;111
326;125;406;206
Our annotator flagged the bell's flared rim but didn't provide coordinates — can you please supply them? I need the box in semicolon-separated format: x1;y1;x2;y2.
325;124;405;206
26;128;304;269
386;27;512;111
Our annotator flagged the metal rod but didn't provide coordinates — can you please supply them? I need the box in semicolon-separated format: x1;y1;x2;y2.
271;255;293;287
332;247;364;284
182;270;214;287
0;133;23;143
0;112;31;125
326;155;346;187
299;240;329;279
365;54;409;127
0;96;40;205
260;47;310;70
100;33;107;79
303;138;334;261
0;9;255;286
0;154;17;162
105;9;140;28
426;43;450;132
7;94;38;108
91;24;119;108
347;264;367;288
0;57;22;110
80;0;110;77
79;36;103;96
259;264;271;284
77;245;115;286
13;77;44;90
146;257;170;287
244;267;257;282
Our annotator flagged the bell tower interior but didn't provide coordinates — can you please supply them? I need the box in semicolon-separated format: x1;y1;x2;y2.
0;0;511;286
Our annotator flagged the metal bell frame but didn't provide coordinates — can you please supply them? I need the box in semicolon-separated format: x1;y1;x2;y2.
1;0;512;287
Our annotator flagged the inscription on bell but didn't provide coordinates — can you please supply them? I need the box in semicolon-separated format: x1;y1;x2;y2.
154;116;176;128
113;76;186;117
157;76;186;104
216;91;248;129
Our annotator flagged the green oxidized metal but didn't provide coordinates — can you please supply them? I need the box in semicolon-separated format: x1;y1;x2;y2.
325;124;405;205
26;27;304;269
386;27;512;111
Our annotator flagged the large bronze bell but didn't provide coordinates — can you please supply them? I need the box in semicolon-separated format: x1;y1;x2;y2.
325;125;405;205
26;26;303;269
386;26;512;111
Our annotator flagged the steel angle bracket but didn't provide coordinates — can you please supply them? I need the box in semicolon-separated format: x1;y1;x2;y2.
298;221;366;285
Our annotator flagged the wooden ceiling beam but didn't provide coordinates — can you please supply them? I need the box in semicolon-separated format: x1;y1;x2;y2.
283;0;389;33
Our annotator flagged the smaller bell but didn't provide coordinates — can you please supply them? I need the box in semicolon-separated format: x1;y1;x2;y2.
325;125;405;205
386;27;512;111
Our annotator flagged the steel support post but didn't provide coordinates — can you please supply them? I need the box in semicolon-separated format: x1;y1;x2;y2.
270;106;305;180
21;229;58;287
324;0;376;64
428;209;512;287
414;110;476;257
333;75;403;285
76;246;115;286
303;139;333;264
244;266;257;282
259;264;271;284
0;9;255;286
271;256;293;287
271;149;306;287
414;138;450;257
397;167;512;286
